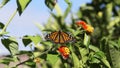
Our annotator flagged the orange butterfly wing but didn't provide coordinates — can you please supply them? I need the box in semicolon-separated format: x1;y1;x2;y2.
46;31;74;44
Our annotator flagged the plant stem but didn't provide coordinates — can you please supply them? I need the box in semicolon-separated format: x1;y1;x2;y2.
0;9;17;34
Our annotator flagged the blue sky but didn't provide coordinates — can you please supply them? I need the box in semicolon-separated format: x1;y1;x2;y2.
0;0;91;55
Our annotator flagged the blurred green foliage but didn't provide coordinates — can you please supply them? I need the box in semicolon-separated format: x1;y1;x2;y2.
0;0;120;68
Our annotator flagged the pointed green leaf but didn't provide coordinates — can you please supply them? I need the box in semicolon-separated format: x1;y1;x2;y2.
84;33;90;47
89;57;100;63
64;0;72;6
25;59;36;67
22;35;32;46
47;54;58;66
45;0;57;10
22;35;42;46
101;58;111;68
63;0;72;19
63;4;71;19
29;35;42;45
1;37;19;56
94;51;111;68
0;22;4;29
72;52;80;68
0;0;10;8
0;32;9;36
89;45;100;52
0;58;14;65
35;23;45;31
17;0;32;15
70;45;80;68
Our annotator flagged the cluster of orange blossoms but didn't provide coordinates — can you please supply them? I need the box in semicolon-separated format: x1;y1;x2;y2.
58;46;70;59
57;21;94;59
76;21;94;33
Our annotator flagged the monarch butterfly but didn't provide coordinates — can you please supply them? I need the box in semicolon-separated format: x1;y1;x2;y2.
45;31;75;44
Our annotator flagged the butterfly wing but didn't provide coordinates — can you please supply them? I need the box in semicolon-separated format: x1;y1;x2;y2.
60;31;73;43
45;31;74;44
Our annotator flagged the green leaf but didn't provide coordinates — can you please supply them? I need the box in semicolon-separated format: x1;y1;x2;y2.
89;57;100;63
63;0;72;19
94;51;111;68
70;45;80;68
94;51;106;59
101;58;111;68
0;0;10;8
107;17;120;29
0;32;9;36
84;33;90;47
22;35;42;46
0;58;14;65
64;0;71;5
109;41;119;49
45;0;57;10
118;38;120;47
71;52;80;68
29;35;42;45
22;35;32;46
1;37;19;56
47;54;58;66
63;4;71;19
25;59;36;67
17;0;32;15
109;45;120;68
34;23;45;31
89;45;100;52
113;0;120;6
0;22;4;29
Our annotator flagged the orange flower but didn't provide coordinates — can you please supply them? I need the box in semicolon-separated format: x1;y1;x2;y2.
58;46;70;59
34;58;40;63
85;25;94;33
76;21;94;33
76;21;87;27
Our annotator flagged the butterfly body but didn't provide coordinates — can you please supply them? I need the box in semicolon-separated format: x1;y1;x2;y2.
45;31;74;44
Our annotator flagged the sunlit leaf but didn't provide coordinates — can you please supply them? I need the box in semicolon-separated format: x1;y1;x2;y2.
0;0;10;8
29;35;42;45
35;23;45;31
17;0;32;15
0;32;9;36
84;33;90;47
89;45;100;52
64;0;71;5
22;35;42;46
47;54;58;66
101;58;111;68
